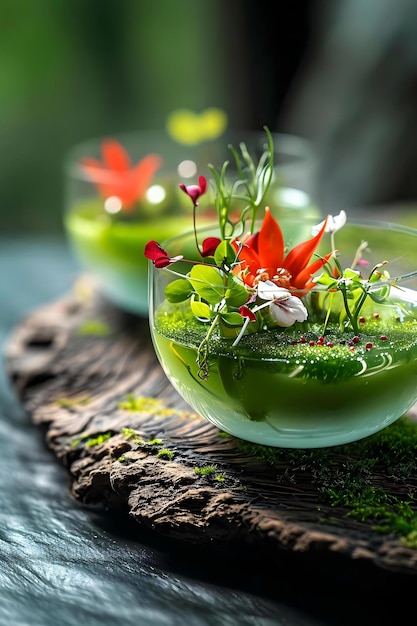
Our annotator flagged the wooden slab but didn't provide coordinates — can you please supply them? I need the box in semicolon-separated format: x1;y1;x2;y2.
5;277;417;577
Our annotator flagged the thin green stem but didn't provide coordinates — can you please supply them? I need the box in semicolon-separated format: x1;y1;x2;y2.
340;282;358;334
321;291;334;336
192;204;200;254
352;263;386;322
197;314;219;380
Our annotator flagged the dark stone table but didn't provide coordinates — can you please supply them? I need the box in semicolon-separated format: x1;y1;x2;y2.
1;236;415;626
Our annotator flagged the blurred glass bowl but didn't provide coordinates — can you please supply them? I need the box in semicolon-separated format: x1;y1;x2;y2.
64;130;320;315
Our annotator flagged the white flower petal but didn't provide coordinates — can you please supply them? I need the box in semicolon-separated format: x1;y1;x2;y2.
269;294;308;327
257;280;291;302
312;210;347;236
255;280;308;327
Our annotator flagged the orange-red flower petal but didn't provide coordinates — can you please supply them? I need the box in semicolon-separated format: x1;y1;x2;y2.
233;209;331;294
283;216;328;279
79;138;163;210
101;139;131;171
256;207;285;269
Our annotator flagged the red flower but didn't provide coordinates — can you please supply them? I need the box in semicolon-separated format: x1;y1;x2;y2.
179;176;207;207
239;305;257;321
80;139;162;210
144;240;183;268
200;237;221;257
233;207;332;296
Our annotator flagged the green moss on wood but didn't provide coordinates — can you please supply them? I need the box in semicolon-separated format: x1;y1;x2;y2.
118;394;180;417
236;416;417;546
194;466;216;476
77;320;113;336
194;466;226;482
85;432;112;448
157;448;174;460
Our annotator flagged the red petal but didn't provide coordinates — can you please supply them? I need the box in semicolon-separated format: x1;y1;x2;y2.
201;237;221;257
79;159;123;199
154;257;172;268
127;153;163;206
101;139;131;171
198;175;207;194
292;252;333;289
283;216;329;278
239;305;257;321
256;208;285;268
79;157;103;171
144;240;168;262
235;242;262;272
79;158;109;183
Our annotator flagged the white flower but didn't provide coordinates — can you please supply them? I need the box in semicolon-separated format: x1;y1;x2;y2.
257;281;291;302
257;280;308;327
312;210;347;236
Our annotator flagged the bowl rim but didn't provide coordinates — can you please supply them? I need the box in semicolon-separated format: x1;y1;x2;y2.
154;216;417;287
63;130;316;182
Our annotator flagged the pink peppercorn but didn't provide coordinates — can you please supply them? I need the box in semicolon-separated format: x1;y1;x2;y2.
353;336;360;343
380;335;388;341
366;342;373;351
359;317;366;323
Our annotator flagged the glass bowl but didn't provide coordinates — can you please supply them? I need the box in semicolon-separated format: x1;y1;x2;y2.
64;130;319;315
148;218;417;448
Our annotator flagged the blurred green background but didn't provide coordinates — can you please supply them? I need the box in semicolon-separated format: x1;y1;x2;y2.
0;0;315;235
2;0;416;235
0;0;230;234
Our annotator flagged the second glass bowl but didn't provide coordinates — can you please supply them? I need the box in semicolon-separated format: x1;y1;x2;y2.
64;130;319;315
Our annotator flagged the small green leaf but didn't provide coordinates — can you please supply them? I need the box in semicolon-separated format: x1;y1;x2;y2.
191;299;213;320
214;240;237;268
343;268;361;280
219;311;260;338
368;285;390;303
315;273;338;289
218;311;245;338
165;278;193;303
226;275;250;307
189;265;225;304
220;311;245;326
